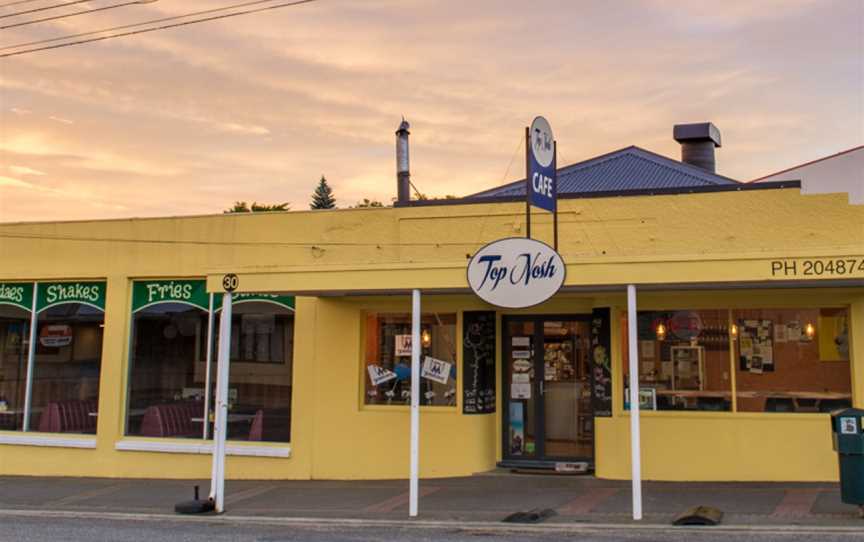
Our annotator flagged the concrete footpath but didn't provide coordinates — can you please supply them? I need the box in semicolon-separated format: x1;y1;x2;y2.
0;472;862;529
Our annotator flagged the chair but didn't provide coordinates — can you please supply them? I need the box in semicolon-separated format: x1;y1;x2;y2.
764;397;796;413
38;399;98;434
140;401;202;437
248;409;264;441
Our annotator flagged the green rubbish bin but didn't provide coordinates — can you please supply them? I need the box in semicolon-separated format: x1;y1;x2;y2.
830;408;864;506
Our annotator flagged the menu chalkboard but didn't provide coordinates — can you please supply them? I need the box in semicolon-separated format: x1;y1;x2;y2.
463;311;496;414
591;307;613;417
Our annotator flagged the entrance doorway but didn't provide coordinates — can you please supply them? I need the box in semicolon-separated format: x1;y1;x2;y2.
502;315;594;466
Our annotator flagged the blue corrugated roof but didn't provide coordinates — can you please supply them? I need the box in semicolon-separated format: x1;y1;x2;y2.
467;146;739;199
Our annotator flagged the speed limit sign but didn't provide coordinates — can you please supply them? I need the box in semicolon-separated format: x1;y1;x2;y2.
222;274;239;292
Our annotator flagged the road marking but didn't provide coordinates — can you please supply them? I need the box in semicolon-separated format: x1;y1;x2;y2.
557;487;618;515
225;485;278;505
772;489;820;517
363;486;440;513
44;484;128;506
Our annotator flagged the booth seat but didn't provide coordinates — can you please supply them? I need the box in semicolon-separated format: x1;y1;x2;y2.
37;399;98;434
140;401;203;438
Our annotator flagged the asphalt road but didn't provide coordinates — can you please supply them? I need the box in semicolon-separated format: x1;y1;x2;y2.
0;516;861;542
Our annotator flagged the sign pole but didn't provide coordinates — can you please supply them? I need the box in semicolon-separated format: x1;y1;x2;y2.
525;126;531;240
212;290;233;513
409;288;421;517
553;141;558;251
626;284;643;520
22;282;38;432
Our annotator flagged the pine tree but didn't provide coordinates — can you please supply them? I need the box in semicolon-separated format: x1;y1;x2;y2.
310;176;337;209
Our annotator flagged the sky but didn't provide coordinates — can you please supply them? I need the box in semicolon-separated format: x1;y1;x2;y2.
0;0;862;222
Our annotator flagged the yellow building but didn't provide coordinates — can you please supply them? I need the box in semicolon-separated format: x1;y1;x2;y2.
0;128;862;483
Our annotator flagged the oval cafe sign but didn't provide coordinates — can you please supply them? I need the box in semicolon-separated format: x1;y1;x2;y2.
467;237;566;309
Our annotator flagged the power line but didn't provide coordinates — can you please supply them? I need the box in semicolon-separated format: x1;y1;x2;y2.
0;0;93;20
0;231;485;247
0;0;317;57
1;0;155;30
1;0;284;51
0;0;46;8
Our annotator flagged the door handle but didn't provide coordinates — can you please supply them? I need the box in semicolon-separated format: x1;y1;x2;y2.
540;380;544;396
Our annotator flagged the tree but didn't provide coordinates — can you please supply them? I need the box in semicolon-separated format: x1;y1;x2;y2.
224;201;289;213
352;198;384;208
310;176;336;209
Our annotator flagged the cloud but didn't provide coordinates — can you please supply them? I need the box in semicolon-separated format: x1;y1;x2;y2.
48;115;74;124
0;0;860;222
8;165;45;176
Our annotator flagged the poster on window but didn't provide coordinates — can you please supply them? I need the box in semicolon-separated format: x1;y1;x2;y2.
422;356;451;384
590;307;612;417
39;324;73;348
462;311;496;414
368;364;397;386
395;334;413;357
509;402;525;455
738;319;774;372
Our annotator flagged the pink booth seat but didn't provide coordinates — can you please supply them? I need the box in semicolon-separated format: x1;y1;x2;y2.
140;401;202;438
248;410;264;441
37;399;98;434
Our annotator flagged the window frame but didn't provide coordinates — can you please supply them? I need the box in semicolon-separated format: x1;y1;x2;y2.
359;309;461;412
620;303;854;416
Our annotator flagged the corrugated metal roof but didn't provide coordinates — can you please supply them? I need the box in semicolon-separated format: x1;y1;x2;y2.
467;146;739;199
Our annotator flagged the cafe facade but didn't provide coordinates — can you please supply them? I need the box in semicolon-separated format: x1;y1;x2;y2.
0;178;862;483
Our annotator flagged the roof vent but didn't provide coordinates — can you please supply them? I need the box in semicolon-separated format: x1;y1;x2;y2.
673;122;721;173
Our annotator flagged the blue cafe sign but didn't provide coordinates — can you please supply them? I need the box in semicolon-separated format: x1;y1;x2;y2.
527;116;556;212
467;237;566;308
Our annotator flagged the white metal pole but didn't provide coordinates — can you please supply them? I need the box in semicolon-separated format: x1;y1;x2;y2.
626;284;643;521
202;293;215;440
22;282;38;432
212;291;232;513
409;288;421;517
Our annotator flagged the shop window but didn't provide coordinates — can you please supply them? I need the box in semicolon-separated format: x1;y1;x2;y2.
126;280;295;443
364;313;457;407
216;301;294;442
0;305;30;431
733;308;851;413
127;302;209;438
623;309;732;412
27;303;104;433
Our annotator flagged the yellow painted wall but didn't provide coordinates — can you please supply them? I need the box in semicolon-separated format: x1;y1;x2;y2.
0;188;861;481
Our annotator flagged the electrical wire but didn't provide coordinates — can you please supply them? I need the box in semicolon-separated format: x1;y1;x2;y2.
0;231;487;247
0;0;45;8
0;0;92;20
1;0;283;51
0;0;317;57
1;0;155;30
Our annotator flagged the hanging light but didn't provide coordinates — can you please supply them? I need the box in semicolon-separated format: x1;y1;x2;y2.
655;322;667;341
421;328;432;348
805;322;816;339
730;324;738;338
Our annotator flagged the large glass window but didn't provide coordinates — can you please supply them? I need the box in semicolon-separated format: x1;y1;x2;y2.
364;312;457;406
126;281;295;443
0;305;30;431
217;301;294;442
126;302;209;438
28;303;104;433
734;308;851;413
623;309;732;411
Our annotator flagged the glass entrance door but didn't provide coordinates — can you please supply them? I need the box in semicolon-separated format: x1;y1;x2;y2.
503;316;594;463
